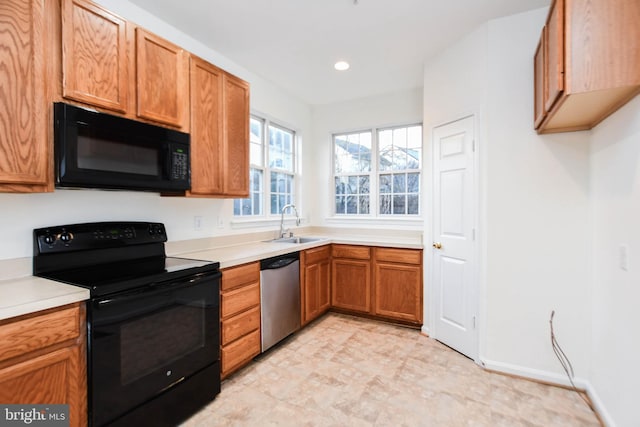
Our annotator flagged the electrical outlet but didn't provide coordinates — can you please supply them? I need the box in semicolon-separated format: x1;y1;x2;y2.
619;245;629;271
193;216;202;231
216;216;224;229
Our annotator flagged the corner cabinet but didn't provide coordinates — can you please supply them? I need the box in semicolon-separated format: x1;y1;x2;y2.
0;0;52;193
534;0;640;133
0;303;87;427
188;56;250;197
301;245;331;326
331;245;372;314
220;262;261;379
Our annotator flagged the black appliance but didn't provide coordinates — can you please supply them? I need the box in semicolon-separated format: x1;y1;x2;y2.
33;222;220;427
53;102;190;193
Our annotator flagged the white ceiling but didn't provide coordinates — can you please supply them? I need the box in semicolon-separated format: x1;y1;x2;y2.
128;0;549;106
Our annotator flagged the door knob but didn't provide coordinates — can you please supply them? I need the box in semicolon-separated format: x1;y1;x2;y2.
432;242;442;249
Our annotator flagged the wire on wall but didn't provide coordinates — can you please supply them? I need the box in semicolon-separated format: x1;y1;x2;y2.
549;310;596;413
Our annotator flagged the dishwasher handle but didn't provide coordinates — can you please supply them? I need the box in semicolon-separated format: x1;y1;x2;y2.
260;252;300;270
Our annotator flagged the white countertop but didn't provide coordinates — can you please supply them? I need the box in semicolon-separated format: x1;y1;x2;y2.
0;275;90;321
0;231;422;320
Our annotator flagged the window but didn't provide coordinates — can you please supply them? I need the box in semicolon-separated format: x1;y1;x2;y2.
333;124;422;217
234;115;296;217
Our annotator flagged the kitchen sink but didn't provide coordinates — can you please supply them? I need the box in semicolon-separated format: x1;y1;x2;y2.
269;236;326;244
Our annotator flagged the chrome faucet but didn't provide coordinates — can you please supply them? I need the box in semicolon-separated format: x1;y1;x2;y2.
279;204;300;239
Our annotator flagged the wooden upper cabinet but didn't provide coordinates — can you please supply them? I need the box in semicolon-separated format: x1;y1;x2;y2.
543;0;564;113
61;0;129;113
222;73;250;197
535;0;640;133
136;28;190;130
533;28;546;129
188;56;224;196
0;0;51;193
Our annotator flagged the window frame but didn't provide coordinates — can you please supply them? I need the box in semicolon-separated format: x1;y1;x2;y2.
233;113;299;222
331;122;423;219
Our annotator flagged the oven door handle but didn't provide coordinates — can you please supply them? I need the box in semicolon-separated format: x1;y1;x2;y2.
95;271;220;306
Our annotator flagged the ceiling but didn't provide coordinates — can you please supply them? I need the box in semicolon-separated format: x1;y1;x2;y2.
128;0;549;106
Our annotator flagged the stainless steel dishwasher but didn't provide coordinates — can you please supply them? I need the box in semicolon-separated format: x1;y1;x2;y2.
260;252;300;352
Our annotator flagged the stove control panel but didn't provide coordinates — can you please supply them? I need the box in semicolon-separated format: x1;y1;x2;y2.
34;222;167;254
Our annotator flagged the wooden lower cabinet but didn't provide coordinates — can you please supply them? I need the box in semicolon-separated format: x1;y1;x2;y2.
220;262;261;379
301;245;331;326
373;248;423;324
0;303;87;427
331;245;371;314
330;244;423;326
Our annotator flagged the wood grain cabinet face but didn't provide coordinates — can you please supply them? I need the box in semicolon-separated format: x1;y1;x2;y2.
188;56;224;196
136;28;189;130
221;73;250;197
0;0;51;192
331;245;371;313
373;248;423;324
301;246;331;325
535;0;640;133
0;304;87;427
61;0;129;113
220;262;260;378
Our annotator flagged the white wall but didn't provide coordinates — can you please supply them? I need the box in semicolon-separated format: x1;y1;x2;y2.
590;95;640;427
0;0;312;261
309;88;424;227
423;7;592;383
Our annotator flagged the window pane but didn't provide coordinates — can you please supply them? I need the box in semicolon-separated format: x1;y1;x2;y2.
270;194;278;215
380;195;392;215
233;200;240;215
393;195;406;214
346;196;357;214
333;132;372;173
359;196;370;214
393;174;406;192
359;176;370;193
269;125;294;172
407;195;419;215
407;173;420;193
379;174;391;193
336;196;345;214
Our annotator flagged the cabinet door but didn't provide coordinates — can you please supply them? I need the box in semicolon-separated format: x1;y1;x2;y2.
0;346;87;427
544;0;564;112
331;259;371;313
374;262;422;324
303;262;321;323
136;28;189;129
222;73;250;197
61;0;129;112
189;56;224;195
533;28;546;129
0;0;50;192
317;259;331;313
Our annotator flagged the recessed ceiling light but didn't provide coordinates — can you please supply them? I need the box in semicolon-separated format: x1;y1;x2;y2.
334;61;350;71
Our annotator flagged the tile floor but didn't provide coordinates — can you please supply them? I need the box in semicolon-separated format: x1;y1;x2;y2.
183;313;601;426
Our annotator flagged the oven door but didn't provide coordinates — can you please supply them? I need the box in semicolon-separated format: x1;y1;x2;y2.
89;271;220;427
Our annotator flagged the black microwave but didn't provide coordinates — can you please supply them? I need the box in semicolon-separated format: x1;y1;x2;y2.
53;102;190;193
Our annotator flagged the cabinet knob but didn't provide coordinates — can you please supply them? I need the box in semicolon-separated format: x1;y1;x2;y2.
432;242;442;249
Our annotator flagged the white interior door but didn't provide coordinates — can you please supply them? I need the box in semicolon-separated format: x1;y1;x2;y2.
431;116;477;360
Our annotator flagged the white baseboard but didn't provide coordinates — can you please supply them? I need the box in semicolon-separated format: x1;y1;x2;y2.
481;358;615;427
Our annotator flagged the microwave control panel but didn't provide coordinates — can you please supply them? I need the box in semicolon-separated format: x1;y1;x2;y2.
171;150;189;181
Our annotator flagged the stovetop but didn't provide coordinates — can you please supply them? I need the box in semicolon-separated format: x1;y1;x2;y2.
33;222;220;297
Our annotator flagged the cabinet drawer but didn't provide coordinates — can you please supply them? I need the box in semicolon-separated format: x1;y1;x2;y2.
0;305;81;364
304;245;330;264
375;248;422;265
221;305;260;345
221;262;260;291
332;245;370;260
221;328;260;375
221;282;260;319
